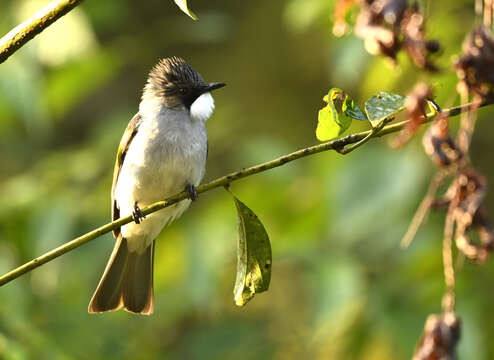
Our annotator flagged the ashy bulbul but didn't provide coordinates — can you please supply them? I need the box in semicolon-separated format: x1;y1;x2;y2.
88;57;225;315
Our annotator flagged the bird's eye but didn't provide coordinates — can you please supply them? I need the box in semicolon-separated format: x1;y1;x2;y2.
179;88;187;95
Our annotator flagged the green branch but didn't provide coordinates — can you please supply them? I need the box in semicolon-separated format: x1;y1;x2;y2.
0;0;85;64
0;100;489;287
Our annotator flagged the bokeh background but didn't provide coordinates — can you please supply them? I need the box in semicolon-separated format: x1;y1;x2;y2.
1;0;494;359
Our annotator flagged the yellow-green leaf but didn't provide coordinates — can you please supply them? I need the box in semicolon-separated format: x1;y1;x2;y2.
316;104;344;141
227;190;272;307
316;88;362;141
174;0;198;20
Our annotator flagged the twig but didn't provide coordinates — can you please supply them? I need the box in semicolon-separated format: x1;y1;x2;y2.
336;120;387;154
484;0;493;28
401;171;447;249
0;0;84;64
0;99;490;287
442;198;458;314
476;0;484;16
457;92;480;156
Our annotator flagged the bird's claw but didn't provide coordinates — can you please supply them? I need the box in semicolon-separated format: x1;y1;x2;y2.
185;184;198;201
132;203;146;224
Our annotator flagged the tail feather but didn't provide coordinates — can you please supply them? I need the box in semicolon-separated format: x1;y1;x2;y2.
88;236;155;315
122;241;155;315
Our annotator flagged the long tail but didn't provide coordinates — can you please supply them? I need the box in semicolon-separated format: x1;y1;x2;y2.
88;235;155;315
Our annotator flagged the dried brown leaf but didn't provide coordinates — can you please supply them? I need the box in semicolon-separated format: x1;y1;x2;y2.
391;83;432;148
353;0;438;69
454;26;494;99
422;115;462;167
413;313;460;360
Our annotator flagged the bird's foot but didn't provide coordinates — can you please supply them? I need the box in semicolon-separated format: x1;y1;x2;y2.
185;184;198;201
132;202;146;224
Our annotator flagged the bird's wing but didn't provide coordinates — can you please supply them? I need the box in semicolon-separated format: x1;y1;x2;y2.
111;113;142;238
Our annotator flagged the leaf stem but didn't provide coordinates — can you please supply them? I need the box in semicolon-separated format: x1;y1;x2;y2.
335;119;388;154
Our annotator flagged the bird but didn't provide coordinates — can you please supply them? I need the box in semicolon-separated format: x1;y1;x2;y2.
88;57;225;315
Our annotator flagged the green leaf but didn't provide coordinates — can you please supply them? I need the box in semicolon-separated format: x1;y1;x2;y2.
316;88;361;141
174;0;198;20
364;91;406;128
227;190;272;307
343;97;367;121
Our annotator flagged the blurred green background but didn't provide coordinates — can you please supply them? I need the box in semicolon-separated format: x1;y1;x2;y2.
1;0;494;359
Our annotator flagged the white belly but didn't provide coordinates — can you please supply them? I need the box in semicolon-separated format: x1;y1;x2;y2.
114;107;207;253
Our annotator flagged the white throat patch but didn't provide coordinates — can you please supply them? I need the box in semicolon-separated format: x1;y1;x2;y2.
190;92;215;122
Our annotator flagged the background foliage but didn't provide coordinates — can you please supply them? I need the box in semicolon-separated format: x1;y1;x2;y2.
1;0;494;359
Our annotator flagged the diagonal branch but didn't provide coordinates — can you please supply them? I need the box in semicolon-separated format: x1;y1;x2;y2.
0;99;490;287
0;0;84;64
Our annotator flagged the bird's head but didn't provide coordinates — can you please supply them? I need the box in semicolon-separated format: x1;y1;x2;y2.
144;57;226;121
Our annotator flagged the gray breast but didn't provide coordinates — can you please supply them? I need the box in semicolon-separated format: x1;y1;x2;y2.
136;106;207;195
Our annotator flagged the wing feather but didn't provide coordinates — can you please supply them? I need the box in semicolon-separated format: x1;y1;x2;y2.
111;113;142;238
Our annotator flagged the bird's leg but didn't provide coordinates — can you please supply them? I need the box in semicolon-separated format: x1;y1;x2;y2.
132;202;146;224
185;183;198;201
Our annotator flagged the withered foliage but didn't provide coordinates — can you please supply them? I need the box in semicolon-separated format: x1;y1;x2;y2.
422;114;462;168
391;83;432;148
419;106;494;262
410;91;492;353
400;3;440;70
334;0;439;69
454;25;494;99
421;112;494;263
433;170;494;263
332;1;494;354
333;0;359;37
354;0;407;59
413;313;460;360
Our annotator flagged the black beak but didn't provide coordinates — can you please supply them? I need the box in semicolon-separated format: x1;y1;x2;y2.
205;82;226;92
